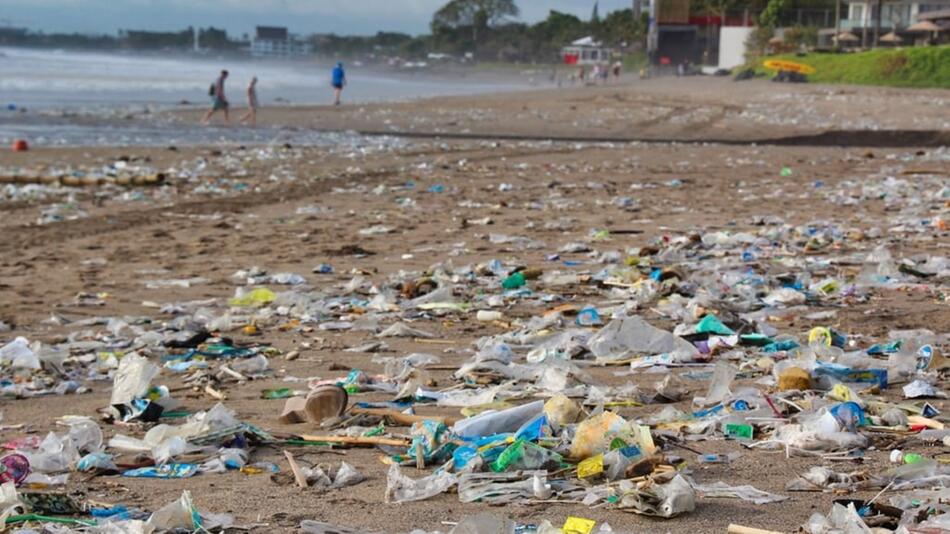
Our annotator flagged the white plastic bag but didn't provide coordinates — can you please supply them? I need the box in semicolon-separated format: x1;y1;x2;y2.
110;353;159;405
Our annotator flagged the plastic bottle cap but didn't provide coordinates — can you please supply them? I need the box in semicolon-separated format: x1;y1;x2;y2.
890;450;902;463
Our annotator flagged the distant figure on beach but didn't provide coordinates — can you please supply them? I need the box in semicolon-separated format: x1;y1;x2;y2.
331;62;346;106
239;76;259;126
202;70;229;125
612;61;622;81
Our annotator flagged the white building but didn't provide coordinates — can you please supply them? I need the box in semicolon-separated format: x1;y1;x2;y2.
250;26;312;58
561;36;615;66
839;0;950;32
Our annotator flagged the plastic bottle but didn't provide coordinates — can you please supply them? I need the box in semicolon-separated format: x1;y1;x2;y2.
889;450;923;465
477;310;504;322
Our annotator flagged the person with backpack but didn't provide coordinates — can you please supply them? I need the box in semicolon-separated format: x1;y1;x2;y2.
202;70;229;125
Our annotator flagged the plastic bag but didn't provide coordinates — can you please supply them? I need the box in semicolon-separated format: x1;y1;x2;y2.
333;462;364;488
77;452;117;472
453;401;544;439
449;513;516;534
458;472;551;504
146;490;202;532
228;287;276;307
570;411;631;459
587;316;697;360
0;482;22;525
110;353;159;406
694;360;737;407
0;337;40;370
544;394;581;427
384;464;457;503
617;474;695;518
692;481;788;504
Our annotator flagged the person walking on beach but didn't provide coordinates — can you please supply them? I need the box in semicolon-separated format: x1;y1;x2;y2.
202;70;229;124
239;76;259;126
331;62;346;105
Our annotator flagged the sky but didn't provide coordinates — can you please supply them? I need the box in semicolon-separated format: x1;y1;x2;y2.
3;0;634;37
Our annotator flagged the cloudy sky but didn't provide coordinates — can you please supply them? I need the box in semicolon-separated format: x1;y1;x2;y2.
6;0;634;36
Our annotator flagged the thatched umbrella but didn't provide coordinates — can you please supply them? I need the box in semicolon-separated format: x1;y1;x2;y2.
907;20;942;42
836;31;860;43
879;31;903;43
907;20;941;32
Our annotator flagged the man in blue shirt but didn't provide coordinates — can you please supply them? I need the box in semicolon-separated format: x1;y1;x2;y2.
331;62;346;106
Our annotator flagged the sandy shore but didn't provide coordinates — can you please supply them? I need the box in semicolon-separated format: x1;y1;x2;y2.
169;77;950;145
0;79;948;533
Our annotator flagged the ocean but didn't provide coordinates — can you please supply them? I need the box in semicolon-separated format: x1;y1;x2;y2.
0;47;527;147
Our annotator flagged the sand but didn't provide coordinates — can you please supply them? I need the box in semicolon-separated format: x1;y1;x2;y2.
0;77;948;533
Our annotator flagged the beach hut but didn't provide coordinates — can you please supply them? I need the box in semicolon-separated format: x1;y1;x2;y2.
561;37;614;66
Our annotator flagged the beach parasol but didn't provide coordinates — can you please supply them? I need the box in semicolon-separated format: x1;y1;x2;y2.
836;31;860;42
906;20;941;32
879;31;903;43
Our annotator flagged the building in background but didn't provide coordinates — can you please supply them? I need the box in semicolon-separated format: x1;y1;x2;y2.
821;0;950;45
250;26;312;58
562;36;615;65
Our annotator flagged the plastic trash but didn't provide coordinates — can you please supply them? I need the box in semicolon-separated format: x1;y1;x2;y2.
0;338;39;370
384;464;457;503
889;450;923;465
123;463;198;478
0;454;30;486
501;272;526;289
110;353;159;406
76;452;117;472
570;411;631;459
587;316;698;360
576;306;602;326
458;472;553;504
449;513;516;534
695;361;737;407
146;490;202;532
692;481;788;504
228;287;276;307
490;439;562;472
453;401;544;439
803;503;871;534
543;394;581;427
616;474;696;518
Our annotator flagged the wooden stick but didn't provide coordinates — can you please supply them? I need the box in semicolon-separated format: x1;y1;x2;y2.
727;524;784;534
204;385;227;400
283;450;309;488
297;434;409;447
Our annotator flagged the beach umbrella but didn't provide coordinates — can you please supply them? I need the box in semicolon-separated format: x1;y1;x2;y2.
879;31;902;43
906;20;941;32
836;31;860;42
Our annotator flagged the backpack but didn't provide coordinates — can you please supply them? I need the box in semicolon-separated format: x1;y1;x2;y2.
209;83;216;97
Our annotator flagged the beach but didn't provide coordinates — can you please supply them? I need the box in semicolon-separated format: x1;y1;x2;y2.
0;73;948;533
